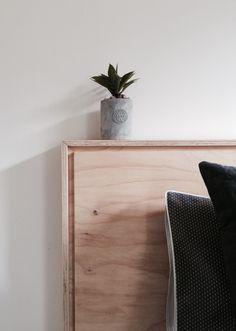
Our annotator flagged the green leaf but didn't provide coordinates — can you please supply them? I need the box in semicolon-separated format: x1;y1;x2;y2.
91;75;115;95
107;64;122;95
119;71;135;91
114;75;121;96
116;64;118;73
108;64;121;93
120;79;138;93
108;64;117;79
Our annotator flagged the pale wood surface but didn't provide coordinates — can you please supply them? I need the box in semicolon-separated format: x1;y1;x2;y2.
62;141;236;331
61;142;70;331
64;139;236;147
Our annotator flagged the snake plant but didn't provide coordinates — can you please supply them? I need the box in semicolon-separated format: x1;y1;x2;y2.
91;64;138;98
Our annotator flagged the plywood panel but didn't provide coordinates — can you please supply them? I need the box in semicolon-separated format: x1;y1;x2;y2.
62;141;236;331
71;145;236;331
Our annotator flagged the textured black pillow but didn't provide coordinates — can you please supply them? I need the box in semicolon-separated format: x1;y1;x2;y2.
199;161;236;319
165;191;236;330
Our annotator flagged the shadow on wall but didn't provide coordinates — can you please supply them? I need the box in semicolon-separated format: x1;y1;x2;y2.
0;108;100;331
1;109;101;172
0;148;63;331
0;81;106;172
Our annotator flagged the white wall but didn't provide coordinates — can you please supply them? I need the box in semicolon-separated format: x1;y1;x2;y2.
0;0;236;330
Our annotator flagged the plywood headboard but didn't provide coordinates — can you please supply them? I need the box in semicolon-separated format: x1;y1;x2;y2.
62;140;236;331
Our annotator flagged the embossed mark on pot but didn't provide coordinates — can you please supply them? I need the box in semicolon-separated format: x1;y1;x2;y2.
112;109;128;124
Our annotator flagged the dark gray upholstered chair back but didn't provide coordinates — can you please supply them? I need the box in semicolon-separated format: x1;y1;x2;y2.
165;191;236;331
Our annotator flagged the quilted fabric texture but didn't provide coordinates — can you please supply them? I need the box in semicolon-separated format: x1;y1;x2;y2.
165;191;236;331
199;161;236;319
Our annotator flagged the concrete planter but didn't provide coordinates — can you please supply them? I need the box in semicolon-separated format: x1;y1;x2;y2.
101;97;133;140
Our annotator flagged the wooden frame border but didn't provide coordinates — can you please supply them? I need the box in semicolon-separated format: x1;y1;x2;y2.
62;140;236;331
62;142;70;331
63;140;236;147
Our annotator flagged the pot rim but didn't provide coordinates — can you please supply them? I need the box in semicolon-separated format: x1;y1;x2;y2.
101;96;132;103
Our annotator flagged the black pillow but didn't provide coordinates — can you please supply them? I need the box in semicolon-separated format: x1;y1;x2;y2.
199;161;236;319
165;191;236;330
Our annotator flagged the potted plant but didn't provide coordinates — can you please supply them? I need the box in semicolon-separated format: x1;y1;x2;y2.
91;64;138;139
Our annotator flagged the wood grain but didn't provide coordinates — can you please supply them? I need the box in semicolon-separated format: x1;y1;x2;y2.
62;141;236;331
61;142;70;331
64;140;236;147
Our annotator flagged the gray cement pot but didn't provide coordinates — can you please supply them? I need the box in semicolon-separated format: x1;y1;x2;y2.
101;97;133;139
